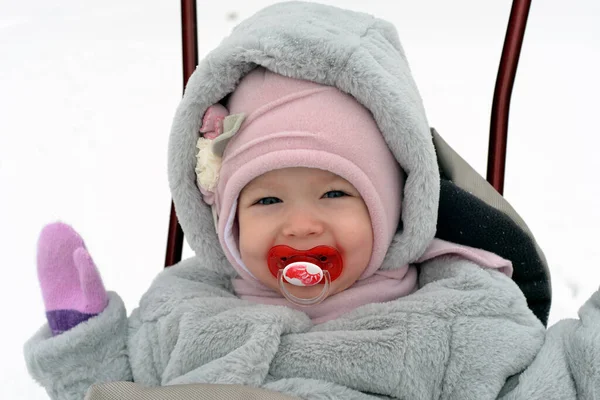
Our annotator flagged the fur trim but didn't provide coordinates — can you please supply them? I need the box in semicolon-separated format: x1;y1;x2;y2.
23;292;132;399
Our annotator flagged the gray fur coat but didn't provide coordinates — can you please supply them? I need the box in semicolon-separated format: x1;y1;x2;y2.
24;255;600;399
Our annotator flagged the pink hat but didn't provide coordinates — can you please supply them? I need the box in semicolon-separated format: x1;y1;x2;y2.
212;68;404;282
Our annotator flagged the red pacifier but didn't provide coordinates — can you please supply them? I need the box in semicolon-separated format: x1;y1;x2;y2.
267;245;343;306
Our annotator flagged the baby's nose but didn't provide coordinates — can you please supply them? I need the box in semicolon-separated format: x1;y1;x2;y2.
282;210;325;238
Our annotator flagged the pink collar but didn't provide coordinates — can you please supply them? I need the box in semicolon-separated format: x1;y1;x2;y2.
232;239;512;324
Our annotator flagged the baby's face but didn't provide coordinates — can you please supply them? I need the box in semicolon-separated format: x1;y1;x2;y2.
238;167;373;299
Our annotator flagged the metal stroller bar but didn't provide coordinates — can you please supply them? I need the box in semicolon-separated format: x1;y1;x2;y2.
487;0;531;194
165;0;197;268
165;0;531;267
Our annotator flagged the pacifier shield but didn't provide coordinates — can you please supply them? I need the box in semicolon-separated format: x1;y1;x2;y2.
268;245;343;284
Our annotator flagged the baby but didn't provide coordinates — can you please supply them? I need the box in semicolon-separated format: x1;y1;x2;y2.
25;2;600;400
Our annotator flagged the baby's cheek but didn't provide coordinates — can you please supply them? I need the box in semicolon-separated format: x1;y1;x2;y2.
255;267;280;291
343;225;373;253
241;251;278;287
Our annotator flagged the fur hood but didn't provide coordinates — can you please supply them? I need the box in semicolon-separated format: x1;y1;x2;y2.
167;1;551;325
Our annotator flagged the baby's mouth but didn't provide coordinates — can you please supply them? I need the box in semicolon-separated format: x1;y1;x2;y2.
267;245;344;306
267;245;343;285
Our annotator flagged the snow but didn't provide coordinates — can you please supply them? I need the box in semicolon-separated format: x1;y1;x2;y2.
1;1;598;398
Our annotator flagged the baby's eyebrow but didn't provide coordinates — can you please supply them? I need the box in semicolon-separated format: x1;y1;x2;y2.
322;176;351;187
240;181;279;196
328;175;347;183
242;174;348;195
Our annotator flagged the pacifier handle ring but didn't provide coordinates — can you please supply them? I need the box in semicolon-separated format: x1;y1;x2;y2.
277;270;331;307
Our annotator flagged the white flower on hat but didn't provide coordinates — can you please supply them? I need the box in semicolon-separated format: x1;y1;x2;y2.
195;106;246;197
195;137;222;191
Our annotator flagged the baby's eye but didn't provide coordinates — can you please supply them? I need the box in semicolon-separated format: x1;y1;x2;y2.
255;197;282;206
322;190;347;199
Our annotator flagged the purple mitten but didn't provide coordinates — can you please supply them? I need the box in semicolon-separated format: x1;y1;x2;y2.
37;222;108;335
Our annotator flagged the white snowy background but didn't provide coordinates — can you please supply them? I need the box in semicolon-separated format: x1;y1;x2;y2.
1;0;598;398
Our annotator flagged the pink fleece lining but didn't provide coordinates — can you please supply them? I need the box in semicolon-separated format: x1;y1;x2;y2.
416;239;513;277
233;238;513;324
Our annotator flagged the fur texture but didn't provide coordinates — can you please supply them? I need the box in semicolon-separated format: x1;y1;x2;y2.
24;293;132;399
24;256;600;400
27;254;600;400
